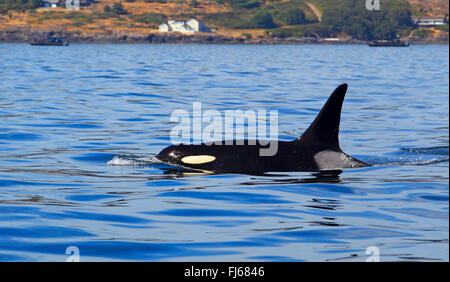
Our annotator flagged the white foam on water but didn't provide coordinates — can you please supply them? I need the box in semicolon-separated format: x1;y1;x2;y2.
395;157;449;166
369;156;449;167
107;154;161;166
360;146;449;167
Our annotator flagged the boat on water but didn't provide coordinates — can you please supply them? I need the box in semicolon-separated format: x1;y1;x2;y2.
368;39;409;47
30;38;69;46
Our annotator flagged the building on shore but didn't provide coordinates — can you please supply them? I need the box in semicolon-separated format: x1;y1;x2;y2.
41;0;60;8
159;19;211;34
411;16;448;26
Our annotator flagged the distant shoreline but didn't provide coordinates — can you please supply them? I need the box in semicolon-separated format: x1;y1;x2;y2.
0;29;448;45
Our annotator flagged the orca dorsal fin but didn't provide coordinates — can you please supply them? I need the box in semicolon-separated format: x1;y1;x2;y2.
295;83;348;152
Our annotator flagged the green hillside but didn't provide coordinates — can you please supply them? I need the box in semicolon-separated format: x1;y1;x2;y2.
0;0;448;41
271;0;414;39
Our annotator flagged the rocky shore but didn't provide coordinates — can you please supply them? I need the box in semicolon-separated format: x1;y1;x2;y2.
0;28;448;44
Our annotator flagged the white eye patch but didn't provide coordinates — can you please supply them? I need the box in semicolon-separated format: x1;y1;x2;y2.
181;155;216;165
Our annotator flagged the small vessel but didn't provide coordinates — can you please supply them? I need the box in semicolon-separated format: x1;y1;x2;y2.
368;39;409;47
30;37;69;46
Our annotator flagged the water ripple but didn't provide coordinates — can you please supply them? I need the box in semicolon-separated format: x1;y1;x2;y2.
0;44;447;261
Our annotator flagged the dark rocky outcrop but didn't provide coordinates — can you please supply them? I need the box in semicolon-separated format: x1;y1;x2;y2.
0;28;447;44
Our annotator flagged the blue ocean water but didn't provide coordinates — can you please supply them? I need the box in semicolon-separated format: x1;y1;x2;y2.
0;43;448;261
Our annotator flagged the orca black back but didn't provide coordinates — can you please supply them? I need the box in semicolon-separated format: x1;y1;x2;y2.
156;84;370;174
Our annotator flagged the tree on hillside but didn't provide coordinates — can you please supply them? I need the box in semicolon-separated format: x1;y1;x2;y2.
284;7;306;25
112;2;127;15
0;0;40;12
321;0;413;40
104;4;112;13
227;0;260;9
186;0;199;7
252;10;276;28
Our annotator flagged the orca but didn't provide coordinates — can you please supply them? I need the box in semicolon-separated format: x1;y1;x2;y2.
156;84;370;174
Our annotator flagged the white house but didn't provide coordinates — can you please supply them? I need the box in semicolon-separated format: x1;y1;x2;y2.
411;16;447;26
159;23;169;32
41;0;59;8
159;19;210;34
